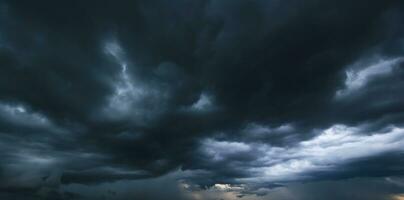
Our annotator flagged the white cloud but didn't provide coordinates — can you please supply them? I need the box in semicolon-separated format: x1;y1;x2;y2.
0;102;53;128
104;38;127;67
107;66;146;117
256;125;404;182
189;92;215;112
101;39;165;122
201;138;251;161
336;57;403;98
103;40;145;117
12;151;58;165
298;125;404;161
201;124;404;182
243;123;294;136
213;184;245;191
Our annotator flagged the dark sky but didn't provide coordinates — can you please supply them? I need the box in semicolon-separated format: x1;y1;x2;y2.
1;0;404;199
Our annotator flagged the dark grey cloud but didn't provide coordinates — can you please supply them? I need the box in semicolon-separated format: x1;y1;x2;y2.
1;0;404;199
261;177;404;200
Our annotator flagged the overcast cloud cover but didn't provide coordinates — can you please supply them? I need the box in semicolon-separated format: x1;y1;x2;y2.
1;0;404;199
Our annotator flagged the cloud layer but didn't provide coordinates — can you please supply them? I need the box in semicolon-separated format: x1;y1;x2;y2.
0;0;404;199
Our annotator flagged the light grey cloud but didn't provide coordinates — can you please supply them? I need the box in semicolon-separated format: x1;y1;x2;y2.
197;124;404;184
336;56;404;98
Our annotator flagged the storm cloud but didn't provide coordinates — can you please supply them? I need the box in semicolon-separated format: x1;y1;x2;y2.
0;0;404;199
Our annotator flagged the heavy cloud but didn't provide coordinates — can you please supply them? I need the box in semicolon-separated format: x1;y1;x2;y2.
1;0;404;199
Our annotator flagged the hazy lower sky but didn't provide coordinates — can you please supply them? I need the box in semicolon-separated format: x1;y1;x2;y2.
0;0;404;199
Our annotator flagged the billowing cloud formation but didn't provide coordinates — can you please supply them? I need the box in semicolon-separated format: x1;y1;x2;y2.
194;124;404;186
336;57;404;98
0;0;404;199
